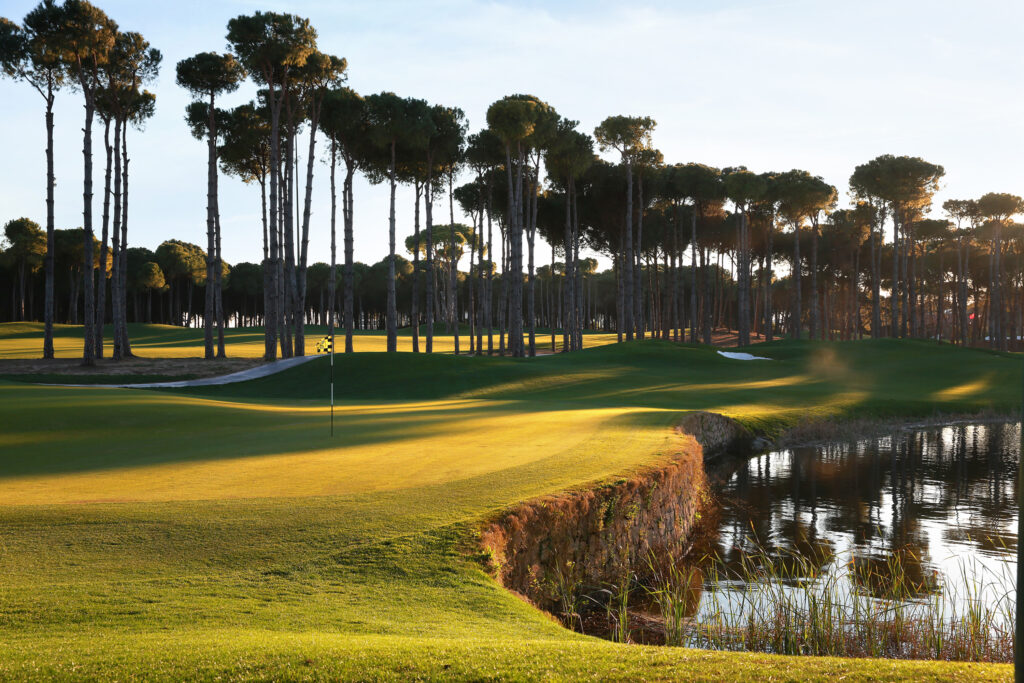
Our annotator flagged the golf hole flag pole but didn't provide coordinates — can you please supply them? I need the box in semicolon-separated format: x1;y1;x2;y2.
315;333;335;436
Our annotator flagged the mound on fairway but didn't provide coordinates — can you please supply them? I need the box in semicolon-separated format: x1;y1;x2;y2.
0;339;1016;680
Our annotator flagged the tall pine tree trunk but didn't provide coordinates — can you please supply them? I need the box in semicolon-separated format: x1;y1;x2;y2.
572;179;583;350
16;263;25;321
425;155;435;353
200;106;222;358
386;139;398;352
96;117;112;358
264;83;283;360
737;210;750;346
671;204;680;341
765;217;774;342
295;104;322;357
792;222;802;339
810;218;820;340
213;197;224;356
344;161;355;352
691;208;698;343
80;81;97;367
412;180;421;352
957;236;968;346
204;92;217;359
524;177;536;355
260;175;271;351
870;223;880;337
328;141;337;339
486;187;494;355
43;86;56;358
475;183;485;355
118;118;133;356
623;161;634;341
634;174;643;339
449;172;460;354
563;178;574;351
701;246;712;344
616;239;623;342
280;129;297;358
526;167;538;356
905;225;915;338
891;209;901;337
468;209;477;354
109;118;121;359
936;249;944;341
499;221;506;355
509;144;525;356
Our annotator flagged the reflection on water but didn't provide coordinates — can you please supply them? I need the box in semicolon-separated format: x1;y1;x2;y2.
698;422;1018;620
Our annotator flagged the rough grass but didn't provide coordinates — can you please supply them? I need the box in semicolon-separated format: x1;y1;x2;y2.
2;631;1010;681
0;329;1017;681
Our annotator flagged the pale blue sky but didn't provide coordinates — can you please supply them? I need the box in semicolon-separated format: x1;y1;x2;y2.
2;0;1022;268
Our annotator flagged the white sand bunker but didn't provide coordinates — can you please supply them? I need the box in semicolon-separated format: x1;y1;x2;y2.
717;350;772;361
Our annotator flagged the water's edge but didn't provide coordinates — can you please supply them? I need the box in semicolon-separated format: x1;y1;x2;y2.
478;410;1015;613
478;411;751;610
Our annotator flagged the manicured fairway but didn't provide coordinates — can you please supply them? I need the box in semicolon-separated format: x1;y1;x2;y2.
0;337;1018;680
0;394;675;504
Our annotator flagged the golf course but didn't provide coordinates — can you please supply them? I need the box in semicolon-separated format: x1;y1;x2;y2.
0;322;1017;681
3;0;1021;677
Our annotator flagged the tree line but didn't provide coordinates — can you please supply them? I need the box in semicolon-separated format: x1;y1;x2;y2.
0;218;614;340
1;0;158;363
4;3;1022;361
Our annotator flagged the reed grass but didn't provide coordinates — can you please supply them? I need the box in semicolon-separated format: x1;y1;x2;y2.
591;571;634;644
579;542;1015;663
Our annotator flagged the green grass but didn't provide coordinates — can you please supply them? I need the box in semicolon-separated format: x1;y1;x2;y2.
0;321;619;359
0;332;1017;680
182;337;1019;434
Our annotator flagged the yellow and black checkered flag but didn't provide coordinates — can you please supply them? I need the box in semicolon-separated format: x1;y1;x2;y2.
315;335;333;354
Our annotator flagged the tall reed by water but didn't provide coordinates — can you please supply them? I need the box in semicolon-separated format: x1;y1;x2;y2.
582;542;1015;662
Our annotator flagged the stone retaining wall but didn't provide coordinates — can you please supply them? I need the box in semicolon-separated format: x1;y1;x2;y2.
480;411;751;610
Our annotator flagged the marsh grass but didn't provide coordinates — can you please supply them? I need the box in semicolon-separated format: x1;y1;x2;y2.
545;560;585;633
588;570;635;643
581;542;1016;662
645;553;701;646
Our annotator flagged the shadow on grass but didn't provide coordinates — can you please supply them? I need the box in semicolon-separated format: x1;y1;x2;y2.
0;338;1018;479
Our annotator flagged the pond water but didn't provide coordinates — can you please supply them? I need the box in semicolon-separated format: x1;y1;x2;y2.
703;422;1018;613
650;421;1020;658
589;422;1019;659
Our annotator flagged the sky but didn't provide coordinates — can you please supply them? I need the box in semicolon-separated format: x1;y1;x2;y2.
2;0;1023;270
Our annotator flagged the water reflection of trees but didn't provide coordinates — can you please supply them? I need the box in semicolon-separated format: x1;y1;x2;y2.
696;423;1018;599
849;547;941;600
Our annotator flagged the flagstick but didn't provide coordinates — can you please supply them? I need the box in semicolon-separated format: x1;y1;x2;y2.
330;330;335;437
